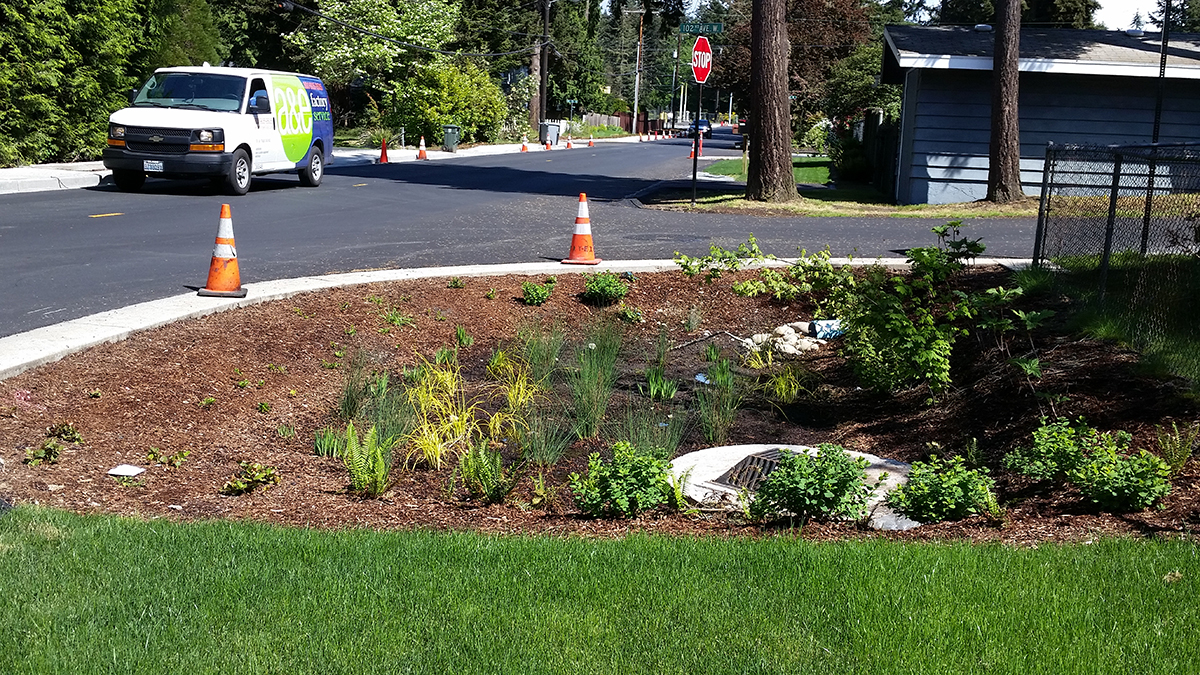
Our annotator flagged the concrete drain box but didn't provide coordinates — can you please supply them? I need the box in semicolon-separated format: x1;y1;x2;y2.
712;448;786;492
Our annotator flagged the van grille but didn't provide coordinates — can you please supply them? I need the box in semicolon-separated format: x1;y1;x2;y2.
126;126;190;139
126;141;189;154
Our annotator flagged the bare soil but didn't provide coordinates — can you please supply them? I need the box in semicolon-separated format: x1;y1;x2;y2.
2;268;1197;543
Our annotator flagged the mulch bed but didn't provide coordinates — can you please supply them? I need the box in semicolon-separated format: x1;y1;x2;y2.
1;268;1197;543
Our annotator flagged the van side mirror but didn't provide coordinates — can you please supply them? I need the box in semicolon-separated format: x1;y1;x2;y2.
128;88;138;104
248;93;271;114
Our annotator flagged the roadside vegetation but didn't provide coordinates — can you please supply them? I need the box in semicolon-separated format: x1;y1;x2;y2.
707;156;833;185
1;506;1196;673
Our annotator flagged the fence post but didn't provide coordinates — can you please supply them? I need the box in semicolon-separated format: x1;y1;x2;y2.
400;127;405;148
1033;142;1055;266
1099;153;1123;300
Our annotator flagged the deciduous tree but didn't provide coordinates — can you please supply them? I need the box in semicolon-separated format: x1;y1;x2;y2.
746;0;796;202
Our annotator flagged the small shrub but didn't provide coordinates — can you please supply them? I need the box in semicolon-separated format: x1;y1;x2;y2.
1002;417;1096;482
1156;421;1198;476
1070;448;1172;512
220;462;280;496
342;421;392;498
25;439;63;466
314;426;346;457
257;402;271;413
616;304;644;323
459;439;519;504
581;272;628;306
46;422;83;444
570;442;673;518
521;280;554;306
147;447;190;469
886;455;998;523
485;287;498;300
447;277;466;288
749;445;875;522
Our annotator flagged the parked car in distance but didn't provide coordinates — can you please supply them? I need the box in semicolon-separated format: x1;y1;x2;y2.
688;119;712;139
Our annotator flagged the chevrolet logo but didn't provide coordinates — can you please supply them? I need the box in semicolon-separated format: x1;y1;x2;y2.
148;135;163;142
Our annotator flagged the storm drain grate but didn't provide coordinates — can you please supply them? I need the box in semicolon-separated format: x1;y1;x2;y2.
712;448;791;492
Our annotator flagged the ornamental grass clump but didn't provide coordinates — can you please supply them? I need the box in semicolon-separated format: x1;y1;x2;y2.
886;455;999;523
749;444;876;523
567;320;624;438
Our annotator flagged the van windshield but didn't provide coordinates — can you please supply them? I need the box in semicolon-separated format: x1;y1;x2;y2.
133;73;246;112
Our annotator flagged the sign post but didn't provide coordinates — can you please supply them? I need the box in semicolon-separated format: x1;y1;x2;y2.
691;36;713;207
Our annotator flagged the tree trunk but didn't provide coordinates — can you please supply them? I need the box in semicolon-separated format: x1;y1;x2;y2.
529;43;541;132
746;0;797;202
987;0;1023;203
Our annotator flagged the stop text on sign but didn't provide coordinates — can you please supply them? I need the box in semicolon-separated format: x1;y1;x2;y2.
691;36;712;84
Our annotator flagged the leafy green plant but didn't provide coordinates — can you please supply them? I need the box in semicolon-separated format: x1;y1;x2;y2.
46;422;83;444
702;342;720;363
198;397;216;409
366;295;385;305
570;442;674;518
529;472;557;509
886;455;999;523
581;272;628;306
86;389;102;399
25;439;63;466
485;287;498;300
220;462;280;496
276;425;296;438
147;447;190;469
267;363;287;374
454;325;474;348
382;308;416;327
447;277;466;289
112;476;146;488
674;235;769;283
321;360;341;370
257;402;271;414
342;421;392;498
639;366;678;400
521;280;554;306
458;439;519;504
696;358;740;444
434;347;457;365
1002;417;1097;482
568;320;624;438
616;304;644;323
749;445;876;523
1155;421;1198;476
313;423;345;456
1070;448;1172;512
763;363;821;406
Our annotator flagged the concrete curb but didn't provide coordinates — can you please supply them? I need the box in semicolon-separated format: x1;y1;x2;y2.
0;257;1032;382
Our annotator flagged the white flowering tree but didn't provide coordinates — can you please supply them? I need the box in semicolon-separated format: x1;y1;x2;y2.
284;0;459;88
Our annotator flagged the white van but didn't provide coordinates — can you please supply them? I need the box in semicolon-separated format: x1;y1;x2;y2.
103;65;334;195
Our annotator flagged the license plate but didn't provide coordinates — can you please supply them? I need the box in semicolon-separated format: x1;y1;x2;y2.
143;160;164;172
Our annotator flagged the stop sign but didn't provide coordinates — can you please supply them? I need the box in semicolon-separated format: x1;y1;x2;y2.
691;36;713;84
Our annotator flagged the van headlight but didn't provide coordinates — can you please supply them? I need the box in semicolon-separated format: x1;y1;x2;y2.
198;130;214;142
110;125;126;138
189;128;225;152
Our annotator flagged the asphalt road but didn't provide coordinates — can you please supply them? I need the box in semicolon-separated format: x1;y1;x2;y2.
0;129;1036;338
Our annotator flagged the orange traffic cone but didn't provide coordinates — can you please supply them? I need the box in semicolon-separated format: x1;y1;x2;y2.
417;136;428;160
588;135;595;147
566;136;574;149
562;193;601;265
544;139;552;150
198;204;247;298
699;136;704;157
379;137;389;164
521;135;528;152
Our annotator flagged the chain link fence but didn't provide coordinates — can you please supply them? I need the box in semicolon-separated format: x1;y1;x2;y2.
1034;141;1200;384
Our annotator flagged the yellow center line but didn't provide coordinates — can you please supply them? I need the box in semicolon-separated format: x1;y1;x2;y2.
88;213;124;218
353;183;368;187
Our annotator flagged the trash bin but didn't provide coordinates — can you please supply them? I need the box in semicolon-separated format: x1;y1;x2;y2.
539;122;560;146
442;125;461;152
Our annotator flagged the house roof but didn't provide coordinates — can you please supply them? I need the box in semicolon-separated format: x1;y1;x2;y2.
882;25;1200;83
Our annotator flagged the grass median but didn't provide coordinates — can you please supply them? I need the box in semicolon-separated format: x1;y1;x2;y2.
1;506;1197;674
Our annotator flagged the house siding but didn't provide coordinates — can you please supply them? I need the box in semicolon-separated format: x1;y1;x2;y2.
896;69;1200;204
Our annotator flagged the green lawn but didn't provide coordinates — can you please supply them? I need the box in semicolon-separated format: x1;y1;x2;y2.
706;155;832;184
2;506;1197;674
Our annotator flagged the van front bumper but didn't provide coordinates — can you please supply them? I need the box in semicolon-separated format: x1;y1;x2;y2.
102;149;233;177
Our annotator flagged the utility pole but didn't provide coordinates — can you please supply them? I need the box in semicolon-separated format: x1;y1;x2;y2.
539;0;551;129
629;7;646;135
668;33;681;130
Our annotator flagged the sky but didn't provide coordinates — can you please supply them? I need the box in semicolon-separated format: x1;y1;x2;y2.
1094;0;1157;30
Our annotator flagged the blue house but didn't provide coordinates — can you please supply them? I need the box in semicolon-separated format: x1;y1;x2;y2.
881;26;1200;204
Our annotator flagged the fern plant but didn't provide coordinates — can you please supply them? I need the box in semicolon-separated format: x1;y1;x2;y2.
343;421;392;498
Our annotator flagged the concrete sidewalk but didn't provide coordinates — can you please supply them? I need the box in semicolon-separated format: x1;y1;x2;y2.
0;134;651;196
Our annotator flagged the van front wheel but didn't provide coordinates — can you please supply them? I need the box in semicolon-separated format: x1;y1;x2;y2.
299;147;323;187
226;149;251;195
